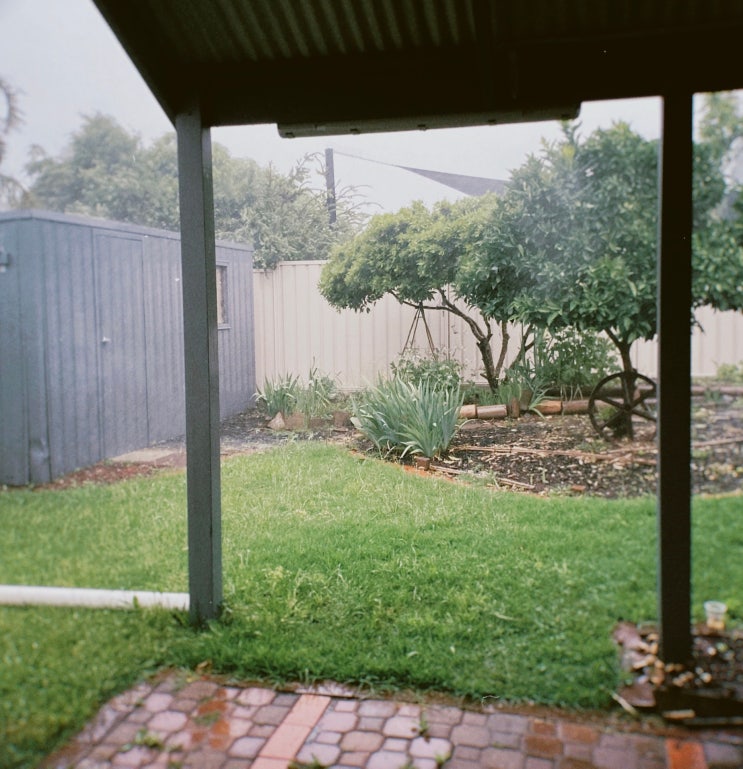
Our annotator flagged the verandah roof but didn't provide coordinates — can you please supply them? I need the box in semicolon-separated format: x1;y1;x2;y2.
93;0;743;132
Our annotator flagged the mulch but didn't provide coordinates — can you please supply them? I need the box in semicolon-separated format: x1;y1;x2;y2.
614;620;743;727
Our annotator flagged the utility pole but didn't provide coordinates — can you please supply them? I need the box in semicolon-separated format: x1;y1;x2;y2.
325;147;336;226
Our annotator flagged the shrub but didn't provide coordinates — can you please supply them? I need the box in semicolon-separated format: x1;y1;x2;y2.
352;377;463;459
714;361;743;384
462;381;522;407
508;328;618;400
256;366;339;423
390;349;463;393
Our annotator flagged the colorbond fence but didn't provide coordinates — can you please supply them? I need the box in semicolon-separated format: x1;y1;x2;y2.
253;260;743;390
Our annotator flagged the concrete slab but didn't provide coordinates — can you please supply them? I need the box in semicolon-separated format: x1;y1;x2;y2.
111;448;183;464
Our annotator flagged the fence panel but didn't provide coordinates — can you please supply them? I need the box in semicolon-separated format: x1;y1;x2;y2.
254;261;743;389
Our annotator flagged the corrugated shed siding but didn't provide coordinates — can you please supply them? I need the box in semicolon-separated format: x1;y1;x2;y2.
217;244;256;413
43;221;103;479
18;220;52;483
95;233;150;459
0;212;255;485
0;220;28;484
143;233;187;443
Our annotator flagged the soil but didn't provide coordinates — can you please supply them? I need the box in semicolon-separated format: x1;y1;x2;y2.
19;391;742;497
432;394;743;499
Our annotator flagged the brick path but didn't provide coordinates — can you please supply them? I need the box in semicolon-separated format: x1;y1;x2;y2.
40;674;742;769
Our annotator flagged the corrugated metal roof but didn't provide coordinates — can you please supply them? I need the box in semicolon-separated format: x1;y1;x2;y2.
93;0;743;132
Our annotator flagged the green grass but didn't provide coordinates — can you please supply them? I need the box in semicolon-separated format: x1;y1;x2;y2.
1;443;741;768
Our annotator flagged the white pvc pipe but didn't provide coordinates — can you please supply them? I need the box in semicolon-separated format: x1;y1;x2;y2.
0;585;189;611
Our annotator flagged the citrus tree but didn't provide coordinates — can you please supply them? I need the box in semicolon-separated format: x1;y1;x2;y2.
496;121;741;376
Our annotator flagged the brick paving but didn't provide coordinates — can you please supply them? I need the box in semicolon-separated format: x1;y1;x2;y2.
39;674;742;769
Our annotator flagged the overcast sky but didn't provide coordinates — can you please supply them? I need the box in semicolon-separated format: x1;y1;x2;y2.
1;0;668;213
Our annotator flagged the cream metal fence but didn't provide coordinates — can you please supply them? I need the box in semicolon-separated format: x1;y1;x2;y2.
253;261;743;391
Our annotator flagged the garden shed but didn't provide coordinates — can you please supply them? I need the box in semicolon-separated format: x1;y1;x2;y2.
0;210;256;486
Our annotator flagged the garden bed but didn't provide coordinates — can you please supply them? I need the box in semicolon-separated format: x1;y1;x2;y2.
25;393;742;498
428;395;742;498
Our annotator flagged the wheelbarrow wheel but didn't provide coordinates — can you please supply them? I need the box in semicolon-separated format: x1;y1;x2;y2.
588;371;657;441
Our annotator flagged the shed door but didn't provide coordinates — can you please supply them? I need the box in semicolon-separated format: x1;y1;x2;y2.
95;234;149;457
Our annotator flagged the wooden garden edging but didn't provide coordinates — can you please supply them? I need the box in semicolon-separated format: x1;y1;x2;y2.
459;399;590;421
458;385;743;422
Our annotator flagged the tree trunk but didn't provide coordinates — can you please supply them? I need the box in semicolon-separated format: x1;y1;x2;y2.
476;334;500;391
435;291;502;391
606;331;637;438
493;320;510;382
402;292;509;392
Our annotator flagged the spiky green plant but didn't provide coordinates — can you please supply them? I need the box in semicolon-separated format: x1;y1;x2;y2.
296;365;338;421
255;374;301;417
352;377;463;459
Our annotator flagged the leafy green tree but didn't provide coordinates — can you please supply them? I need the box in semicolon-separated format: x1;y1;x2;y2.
698;92;743;169
27;114;154;223
0;76;28;208
320;195;524;390
25;113;364;267
500;121;741;380
322;116;742;399
503;123;659;377
698;92;743;305
231;153;365;268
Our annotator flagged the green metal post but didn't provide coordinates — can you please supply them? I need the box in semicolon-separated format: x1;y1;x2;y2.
175;105;223;623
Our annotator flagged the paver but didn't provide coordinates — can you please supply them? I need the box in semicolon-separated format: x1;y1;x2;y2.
39;672;743;769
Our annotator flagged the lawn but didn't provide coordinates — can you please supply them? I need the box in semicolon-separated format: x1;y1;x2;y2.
1;442;741;768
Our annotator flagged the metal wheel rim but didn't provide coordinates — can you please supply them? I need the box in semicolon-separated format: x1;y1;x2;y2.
588;371;657;440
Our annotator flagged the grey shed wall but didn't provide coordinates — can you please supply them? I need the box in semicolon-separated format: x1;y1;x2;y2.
0;210;256;486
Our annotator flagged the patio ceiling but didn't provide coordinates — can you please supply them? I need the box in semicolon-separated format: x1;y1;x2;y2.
93;0;743;134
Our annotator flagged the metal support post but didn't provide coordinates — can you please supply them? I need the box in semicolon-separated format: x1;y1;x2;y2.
656;91;693;664
175;105;223;624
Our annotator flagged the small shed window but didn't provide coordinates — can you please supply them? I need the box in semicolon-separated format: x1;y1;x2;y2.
216;265;228;326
